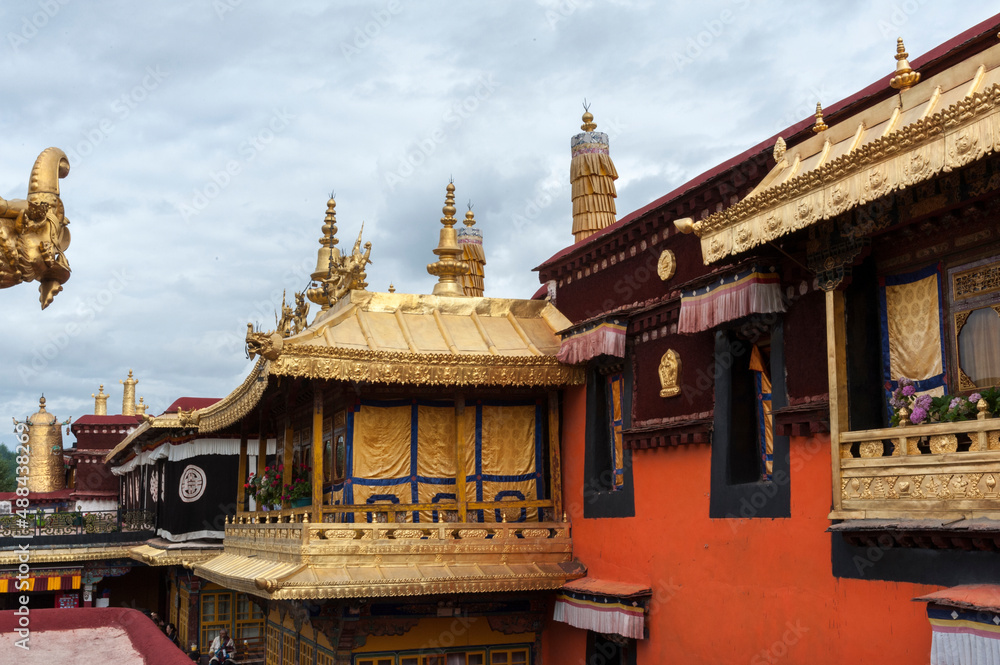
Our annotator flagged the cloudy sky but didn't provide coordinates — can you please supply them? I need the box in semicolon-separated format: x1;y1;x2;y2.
2;0;997;440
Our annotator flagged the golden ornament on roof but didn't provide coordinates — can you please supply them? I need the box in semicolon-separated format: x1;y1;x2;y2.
305;196;372;312
427;181;470;297
890;37;920;91
812;103;828;133
0;148;72;309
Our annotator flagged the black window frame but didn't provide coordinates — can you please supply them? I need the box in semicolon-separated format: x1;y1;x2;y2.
582;358;635;519
709;319;790;519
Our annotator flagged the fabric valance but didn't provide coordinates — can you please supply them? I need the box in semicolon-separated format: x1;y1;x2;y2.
556;319;627;364
678;266;784;333
552;578;650;639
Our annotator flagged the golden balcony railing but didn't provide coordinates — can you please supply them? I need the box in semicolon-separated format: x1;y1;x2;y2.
832;415;1000;520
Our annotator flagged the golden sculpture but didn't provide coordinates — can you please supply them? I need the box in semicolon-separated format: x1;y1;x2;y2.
0;148;72;309
571;107;619;243
890;37;920;91
306;197;372;312
92;385;109;416
427;182;470;297
659;349;681;398
657;250;676;282
136;397;148;416
292;291;310;334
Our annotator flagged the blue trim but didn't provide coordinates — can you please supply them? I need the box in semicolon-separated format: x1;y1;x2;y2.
410;401;419;519
351;477;411;486
365;494;400;523
430;492;456;523
475;403;484;522
534;402;544;500
754;372;771;480
343;407;355;520
466;473;539;483
493;490;527;522
417;476;457;485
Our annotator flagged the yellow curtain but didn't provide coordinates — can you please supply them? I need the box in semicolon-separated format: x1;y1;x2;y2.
351;405;410;480
885;272;944;382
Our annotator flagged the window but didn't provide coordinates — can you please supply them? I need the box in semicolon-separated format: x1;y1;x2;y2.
949;257;1000;391
583;362;635;518
709;321;789;519
266;624;280;665
236;594;264;641
585;634;634;665
300;641;314;665
283;631;296;665
200;591;232;652
489;649;528;665
357;658;394;665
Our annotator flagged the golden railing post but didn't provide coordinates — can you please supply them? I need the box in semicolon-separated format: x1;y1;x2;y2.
311;388;324;525
826;289;849;514
455;396;468;523
977;399;990;452
282;418;293;510
547;391;563;522
237;424;248;514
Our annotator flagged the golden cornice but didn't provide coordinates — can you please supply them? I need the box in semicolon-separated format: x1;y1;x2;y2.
269;347;583;387
0;545;135;566
693;81;1000;263
128;544;219;567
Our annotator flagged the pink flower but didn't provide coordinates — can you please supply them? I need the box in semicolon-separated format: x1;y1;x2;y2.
970;393;982;403
910;406;928;424
901;385;915;397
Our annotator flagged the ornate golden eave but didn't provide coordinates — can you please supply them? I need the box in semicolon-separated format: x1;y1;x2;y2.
685;41;1000;264
193;357;270;434
0;545;135;566
128;543;221;567
266;290;583;387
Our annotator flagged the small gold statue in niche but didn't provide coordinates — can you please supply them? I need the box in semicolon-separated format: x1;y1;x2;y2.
659;349;681;398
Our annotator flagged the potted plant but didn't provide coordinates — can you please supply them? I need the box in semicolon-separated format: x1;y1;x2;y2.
245;466;281;510
889;377;1000;426
284;464;312;508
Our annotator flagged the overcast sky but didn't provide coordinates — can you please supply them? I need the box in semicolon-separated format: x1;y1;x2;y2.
2;1;997;441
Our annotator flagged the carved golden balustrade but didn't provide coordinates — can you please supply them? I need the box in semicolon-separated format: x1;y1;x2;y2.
222;502;571;569
833;415;1000;519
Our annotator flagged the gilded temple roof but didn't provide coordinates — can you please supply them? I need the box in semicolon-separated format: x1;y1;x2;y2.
684;40;1000;263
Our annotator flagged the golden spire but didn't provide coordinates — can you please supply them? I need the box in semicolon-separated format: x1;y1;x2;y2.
427;181;470;297
890;37;920;91
16;396;67;492
136;397;147;416
120;369;138;416
92;384;109;416
457;202;485;297
388;283;395;293
311;196;341;285
812;102;828;133
571;104;618;243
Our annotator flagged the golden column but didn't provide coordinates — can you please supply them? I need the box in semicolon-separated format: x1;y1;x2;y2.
16;397;67;492
427;182;470;297
120;369;138;416
92;385;109;416
311;389;325;524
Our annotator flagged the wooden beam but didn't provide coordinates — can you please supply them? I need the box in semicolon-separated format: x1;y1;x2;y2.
312;388;325;524
455;396;467;523
826;289;849;513
547;391;563;521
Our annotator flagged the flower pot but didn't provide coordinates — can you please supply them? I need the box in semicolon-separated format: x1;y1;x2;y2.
290;497;311;508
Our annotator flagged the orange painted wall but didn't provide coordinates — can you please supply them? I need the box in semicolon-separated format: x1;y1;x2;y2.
543;384;941;665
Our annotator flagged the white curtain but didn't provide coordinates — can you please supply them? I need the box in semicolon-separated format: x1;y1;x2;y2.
959;307;1000;387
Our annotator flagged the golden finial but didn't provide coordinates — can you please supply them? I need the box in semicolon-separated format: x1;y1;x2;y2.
38;395;47;412
464;201;476;227
388;283;395;293
427;181;470;297
120;369;138;416
890;37;920;91
812;103;828;133
92;384;109;416
311;196;340;284
581;100;597;131
136;397;147;416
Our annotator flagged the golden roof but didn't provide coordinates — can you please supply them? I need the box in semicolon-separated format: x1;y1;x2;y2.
129;543;221;567
194;552;584;601
684;39;1000;263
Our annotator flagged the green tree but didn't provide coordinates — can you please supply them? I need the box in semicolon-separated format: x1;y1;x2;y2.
0;443;16;492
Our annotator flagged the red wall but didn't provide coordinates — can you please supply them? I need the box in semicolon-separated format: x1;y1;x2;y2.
545;385;939;664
